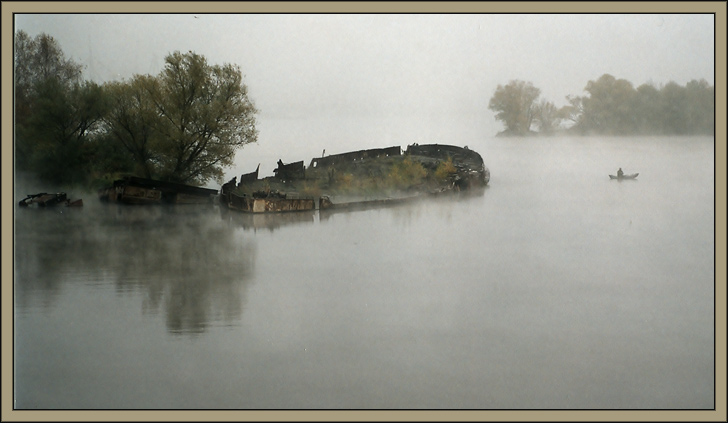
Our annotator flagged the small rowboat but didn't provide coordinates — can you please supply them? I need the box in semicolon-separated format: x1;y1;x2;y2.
609;173;639;180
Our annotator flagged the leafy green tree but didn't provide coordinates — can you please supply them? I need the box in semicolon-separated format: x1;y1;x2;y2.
144;51;258;185
102;75;161;179
86;131;137;186
634;83;662;134
103;51;259;186
20;78;108;185
15;33;261;187
579;74;638;135
14;31;109;186
683;79;714;135
13;31;83;99
560;95;584;130
491;73;714;137
488;80;541;135
658;81;689;135
565;75;713;136
532;99;562;135
14;31;85;172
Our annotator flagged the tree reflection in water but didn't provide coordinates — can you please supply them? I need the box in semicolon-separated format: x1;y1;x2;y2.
14;203;256;336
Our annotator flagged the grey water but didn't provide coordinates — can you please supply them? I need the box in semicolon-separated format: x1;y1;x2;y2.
13;135;715;410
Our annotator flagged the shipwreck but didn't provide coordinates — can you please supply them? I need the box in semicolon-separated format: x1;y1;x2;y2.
18;192;83;208
98;176;218;205
219;143;489;214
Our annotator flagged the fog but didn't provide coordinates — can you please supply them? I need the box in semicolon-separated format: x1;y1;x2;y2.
12;135;716;409
13;13;714;113
12;11;715;184
8;5;719;412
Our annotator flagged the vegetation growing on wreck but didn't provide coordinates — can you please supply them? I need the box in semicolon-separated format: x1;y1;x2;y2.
387;157;427;189
227;149;476;205
433;157;457;182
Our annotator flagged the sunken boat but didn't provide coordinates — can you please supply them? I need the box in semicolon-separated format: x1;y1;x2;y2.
220;143;489;213
226;190;316;213
98;176;218;205
19;192;83;208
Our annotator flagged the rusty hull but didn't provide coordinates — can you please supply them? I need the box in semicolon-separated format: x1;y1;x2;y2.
227;192;315;213
222;143;489;214
99;176;216;205
19;192;83;208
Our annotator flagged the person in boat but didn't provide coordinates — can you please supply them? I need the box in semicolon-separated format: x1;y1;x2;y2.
617;168;624;178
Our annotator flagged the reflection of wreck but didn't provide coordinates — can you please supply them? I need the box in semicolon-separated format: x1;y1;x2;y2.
223;206;316;231
220;143;489;213
317;186;457;212
319;194;412;211
98;176;217;205
18;192;83;208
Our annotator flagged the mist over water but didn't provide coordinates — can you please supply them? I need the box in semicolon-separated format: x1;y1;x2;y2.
13;133;714;409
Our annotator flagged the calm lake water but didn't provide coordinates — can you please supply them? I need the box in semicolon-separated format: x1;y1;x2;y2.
13;135;715;410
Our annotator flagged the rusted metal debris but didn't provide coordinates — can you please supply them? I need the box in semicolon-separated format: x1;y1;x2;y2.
221;143;489;214
225;190;316;213
19;192;83;208
273;160;305;181
240;164;260;185
98;176;217;205
404;143;490;187
309;146;402;169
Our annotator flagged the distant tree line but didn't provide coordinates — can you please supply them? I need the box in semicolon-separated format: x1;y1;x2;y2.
14;31;258;188
15;31;714;188
489;74;714;137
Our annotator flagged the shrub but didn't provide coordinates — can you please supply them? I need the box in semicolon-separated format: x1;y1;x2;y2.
387;157;427;189
434;157;457;182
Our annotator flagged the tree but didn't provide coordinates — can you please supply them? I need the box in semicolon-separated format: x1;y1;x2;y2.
488;73;714;137
634;83;662;134
15;33;260;187
14;31;107;185
658;81;689;135
565;75;714;136
532;99;562;135
14;31;83;101
14;31;86;171
560;95;584;129
577;74;638;135
144;51;258;185
102;75;161;179
20;78;108;185
683;79;714;135
488;80;541;136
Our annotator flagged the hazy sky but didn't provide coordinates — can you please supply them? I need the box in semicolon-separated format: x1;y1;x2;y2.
14;13;714;116
12;11;716;181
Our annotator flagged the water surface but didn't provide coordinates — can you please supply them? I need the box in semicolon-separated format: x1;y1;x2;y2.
14;135;715;409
